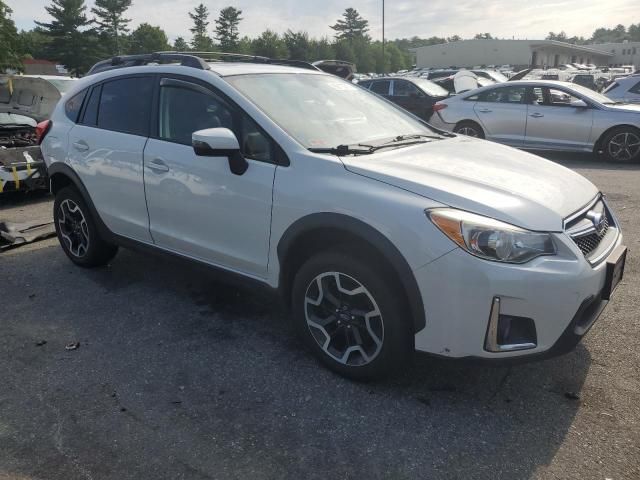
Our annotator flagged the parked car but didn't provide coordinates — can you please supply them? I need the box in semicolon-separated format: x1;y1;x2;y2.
430;80;640;162
603;74;640;104
312;60;356;81
41;54;626;379
358;76;449;120
0;75;75;193
570;73;597;91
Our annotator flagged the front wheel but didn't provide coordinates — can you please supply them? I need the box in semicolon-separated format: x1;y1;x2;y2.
601;127;640;163
291;251;412;380
53;186;118;267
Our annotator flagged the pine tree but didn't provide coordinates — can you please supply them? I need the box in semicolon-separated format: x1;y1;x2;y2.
91;0;132;55
173;37;189;51
330;8;369;43
283;30;310;60
189;3;213;51
35;0;96;76
0;0;22;70
128;23;170;54
214;6;242;51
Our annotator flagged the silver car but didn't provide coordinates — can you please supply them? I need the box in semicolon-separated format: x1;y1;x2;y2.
429;80;640;162
603;74;640;104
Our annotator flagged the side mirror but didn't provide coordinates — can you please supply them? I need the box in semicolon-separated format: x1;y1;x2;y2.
192;128;248;176
570;99;588;108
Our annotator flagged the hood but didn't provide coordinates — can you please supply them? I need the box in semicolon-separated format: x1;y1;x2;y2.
341;137;598;232
0;76;62;122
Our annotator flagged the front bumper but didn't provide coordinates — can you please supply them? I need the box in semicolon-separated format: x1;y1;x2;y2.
412;231;624;360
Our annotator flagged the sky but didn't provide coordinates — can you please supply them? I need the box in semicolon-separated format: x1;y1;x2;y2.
7;0;638;43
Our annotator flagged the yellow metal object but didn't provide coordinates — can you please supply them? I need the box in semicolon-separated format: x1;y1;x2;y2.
11;167;20;190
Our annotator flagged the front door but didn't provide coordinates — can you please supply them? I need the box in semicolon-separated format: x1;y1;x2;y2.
524;86;594;151
143;77;277;278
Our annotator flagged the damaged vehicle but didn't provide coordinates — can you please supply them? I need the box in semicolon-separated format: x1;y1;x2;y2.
0;75;74;193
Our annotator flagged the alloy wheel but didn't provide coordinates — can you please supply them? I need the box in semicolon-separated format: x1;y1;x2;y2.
58;199;90;258
608;132;640;161
304;272;384;366
457;126;479;137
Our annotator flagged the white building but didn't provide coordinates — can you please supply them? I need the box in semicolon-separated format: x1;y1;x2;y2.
587;41;640;68
412;39;613;69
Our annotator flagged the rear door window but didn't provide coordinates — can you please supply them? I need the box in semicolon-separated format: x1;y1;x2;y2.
393;80;421;97
370;81;391;95
97;77;153;136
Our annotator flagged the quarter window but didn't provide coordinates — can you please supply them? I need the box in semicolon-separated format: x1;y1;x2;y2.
98;77;153;136
629;81;640;94
81;85;101;126
65;89;87;122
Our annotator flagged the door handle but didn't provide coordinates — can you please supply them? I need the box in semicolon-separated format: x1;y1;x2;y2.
477;108;492;113
146;158;169;173
72;141;89;152
529;113;544;118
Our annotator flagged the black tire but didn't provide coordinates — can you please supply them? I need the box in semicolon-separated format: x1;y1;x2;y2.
454;121;485;139
53;186;118;267
291;250;413;381
600;127;640;163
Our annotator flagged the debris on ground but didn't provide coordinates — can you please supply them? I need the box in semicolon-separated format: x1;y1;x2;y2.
564;392;581;401
65;341;80;351
35;340;47;347
0;220;55;250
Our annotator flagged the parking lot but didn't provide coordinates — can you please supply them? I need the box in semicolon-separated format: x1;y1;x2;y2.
0;154;639;480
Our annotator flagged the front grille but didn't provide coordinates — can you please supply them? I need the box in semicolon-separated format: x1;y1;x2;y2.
572;215;609;256
565;198;615;260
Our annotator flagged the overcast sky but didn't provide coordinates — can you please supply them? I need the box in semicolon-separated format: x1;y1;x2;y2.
8;0;638;43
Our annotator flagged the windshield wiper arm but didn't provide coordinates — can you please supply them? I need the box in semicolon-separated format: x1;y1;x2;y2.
308;145;374;156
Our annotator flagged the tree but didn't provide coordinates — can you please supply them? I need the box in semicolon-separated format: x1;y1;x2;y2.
215;6;242;51
333;40;356;63
173;36;189;51
474;33;494;40
189;3;213;51
17;28;52;59
91;0;132;55
283;30;310;60
447;35;462;43
35;0;96;76
309;37;334;61
127;23;169;54
0;0;22;70
331;8;369;43
252;30;286;58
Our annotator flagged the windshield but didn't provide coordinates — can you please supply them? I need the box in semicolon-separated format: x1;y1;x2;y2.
226;73;432;148
410;78;449;97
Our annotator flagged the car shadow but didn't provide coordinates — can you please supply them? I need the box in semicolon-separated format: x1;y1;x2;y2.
0;245;591;479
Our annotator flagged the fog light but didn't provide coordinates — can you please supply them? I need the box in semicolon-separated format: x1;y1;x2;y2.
485;297;537;352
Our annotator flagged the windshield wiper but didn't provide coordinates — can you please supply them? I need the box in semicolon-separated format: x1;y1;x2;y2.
308;145;374;156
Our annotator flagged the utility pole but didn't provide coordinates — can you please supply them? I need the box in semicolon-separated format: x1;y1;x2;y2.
382;0;385;73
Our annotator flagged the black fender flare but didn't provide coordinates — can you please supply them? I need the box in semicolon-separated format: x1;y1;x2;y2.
47;162;115;242
277;212;426;333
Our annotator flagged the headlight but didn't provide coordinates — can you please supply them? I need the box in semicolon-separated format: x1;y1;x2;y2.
427;208;556;263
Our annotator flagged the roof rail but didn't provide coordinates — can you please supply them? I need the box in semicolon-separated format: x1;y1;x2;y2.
87;52;210;75
158;51;321;71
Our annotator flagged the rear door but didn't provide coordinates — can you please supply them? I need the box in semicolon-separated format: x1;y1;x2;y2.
67;75;154;242
369;80;391;99
524;86;594;151
142;76;277;277
390;80;428;119
472;85;528;146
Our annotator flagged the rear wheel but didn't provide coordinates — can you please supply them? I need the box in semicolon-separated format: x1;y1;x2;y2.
54;186;118;267
454;121;485;139
601;127;640;163
291;250;412;380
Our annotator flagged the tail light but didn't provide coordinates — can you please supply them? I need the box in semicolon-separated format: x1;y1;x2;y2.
433;103;447;113
35;120;52;145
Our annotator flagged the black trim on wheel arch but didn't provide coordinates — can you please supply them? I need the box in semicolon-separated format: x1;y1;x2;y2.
48;162;115;243
277;213;426;334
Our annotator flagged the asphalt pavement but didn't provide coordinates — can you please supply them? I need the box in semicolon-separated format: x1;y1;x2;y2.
0;154;639;480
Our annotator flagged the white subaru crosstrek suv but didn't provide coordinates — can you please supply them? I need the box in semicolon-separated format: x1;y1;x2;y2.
41;53;627;380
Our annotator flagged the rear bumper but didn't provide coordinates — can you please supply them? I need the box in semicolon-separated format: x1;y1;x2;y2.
0;146;46;193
